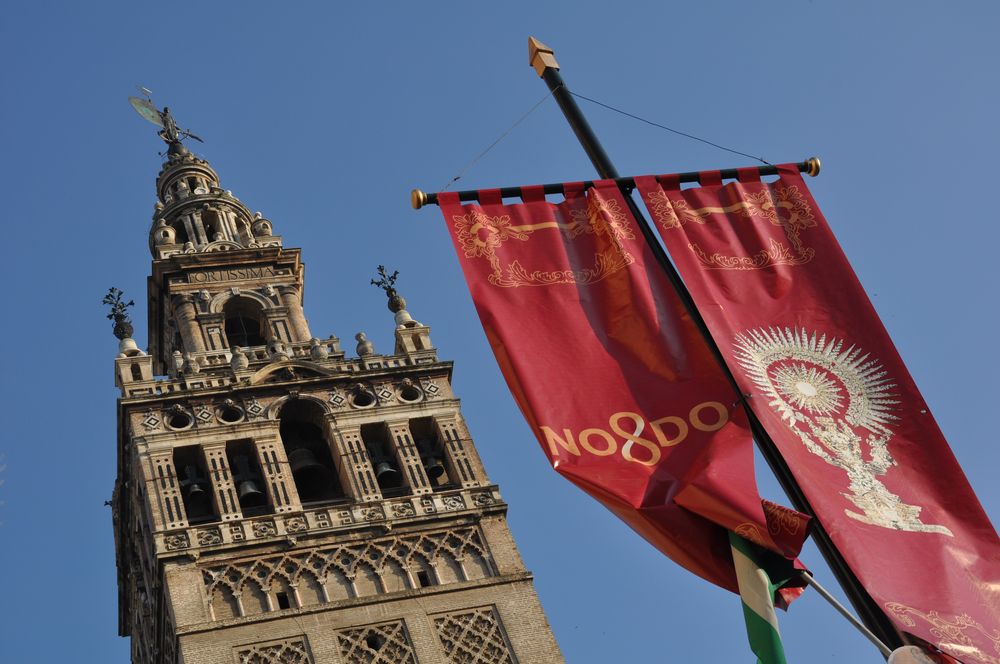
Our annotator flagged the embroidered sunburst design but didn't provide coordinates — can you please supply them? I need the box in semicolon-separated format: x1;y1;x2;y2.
733;327;952;536
734;327;897;435
772;363;843;416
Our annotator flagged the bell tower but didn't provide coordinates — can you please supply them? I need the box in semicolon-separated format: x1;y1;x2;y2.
111;104;564;664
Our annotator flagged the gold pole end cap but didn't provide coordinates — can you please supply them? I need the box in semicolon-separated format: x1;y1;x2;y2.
411;189;428;210
528;36;559;76
805;156;822;177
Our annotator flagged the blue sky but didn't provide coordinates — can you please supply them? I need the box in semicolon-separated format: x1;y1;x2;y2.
0;2;996;662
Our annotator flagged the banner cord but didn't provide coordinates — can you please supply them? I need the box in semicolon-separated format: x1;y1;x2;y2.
568;90;772;166
440;86;561;191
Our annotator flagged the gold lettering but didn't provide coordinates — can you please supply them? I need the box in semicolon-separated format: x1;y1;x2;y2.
541;426;580;457
650;415;689;447
690;401;728;432
609;411;660;466
578;428;617;456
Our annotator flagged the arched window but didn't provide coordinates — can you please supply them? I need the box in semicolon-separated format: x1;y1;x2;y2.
168;219;189;245
278;400;343;504
202;208;224;241
224;297;267;348
130;363;143;382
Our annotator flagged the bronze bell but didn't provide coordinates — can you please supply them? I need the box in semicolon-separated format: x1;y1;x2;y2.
237;478;266;507
232;455;267;509
288;447;331;497
416;438;445;479
374;460;400;488
422;456;445;479
181;465;211;516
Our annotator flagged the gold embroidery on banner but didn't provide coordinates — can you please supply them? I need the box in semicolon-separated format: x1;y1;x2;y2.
734;327;953;536
452;195;635;288
645;185;817;270
885;602;1000;664
762;500;805;537
733;522;768;548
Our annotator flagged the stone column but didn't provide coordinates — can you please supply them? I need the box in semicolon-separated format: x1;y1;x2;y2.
189;209;209;245
173;295;206;353
201;443;243;521
278;285;311;342
331;425;382;503
252;435;299;514
435;414;486;488
386;420;433;495
146;453;188;530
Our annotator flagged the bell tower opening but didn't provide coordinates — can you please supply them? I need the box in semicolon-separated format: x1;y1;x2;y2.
226;440;269;515
173;445;217;523
223;297;267;348
278;400;343;504
361;422;405;495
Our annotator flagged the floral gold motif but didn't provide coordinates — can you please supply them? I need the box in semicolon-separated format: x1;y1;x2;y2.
735;327;952;536
645;184;817;270
762;500;806;537
734;522;768;548
886;602;1000;664
452;193;635;287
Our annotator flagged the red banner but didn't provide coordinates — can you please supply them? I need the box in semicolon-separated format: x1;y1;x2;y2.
635;166;1000;662
438;182;808;597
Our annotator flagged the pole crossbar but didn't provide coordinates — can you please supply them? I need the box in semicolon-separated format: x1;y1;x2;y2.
410;159;820;209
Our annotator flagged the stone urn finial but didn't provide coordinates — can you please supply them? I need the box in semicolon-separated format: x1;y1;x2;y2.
103;287;135;340
355;332;375;357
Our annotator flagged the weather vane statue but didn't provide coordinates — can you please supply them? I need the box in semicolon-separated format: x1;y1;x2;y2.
128;87;203;149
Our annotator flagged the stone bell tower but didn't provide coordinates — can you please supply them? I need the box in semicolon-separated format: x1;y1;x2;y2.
111;110;564;664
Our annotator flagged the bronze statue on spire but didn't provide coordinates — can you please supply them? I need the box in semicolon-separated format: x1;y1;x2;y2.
128;89;203;147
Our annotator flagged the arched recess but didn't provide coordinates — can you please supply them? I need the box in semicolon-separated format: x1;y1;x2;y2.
435;549;465;584
278;399;344;504
325;567;353;601
223;296;268;348
462;548;494;580
297;571;326;606
210;585;240;620
241;581;269;615
353;562;380;597
381;559;410;593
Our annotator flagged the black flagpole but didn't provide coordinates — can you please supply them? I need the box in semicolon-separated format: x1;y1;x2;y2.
527;36;904;652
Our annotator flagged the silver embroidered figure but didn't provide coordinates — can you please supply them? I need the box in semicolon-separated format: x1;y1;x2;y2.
734;327;952;536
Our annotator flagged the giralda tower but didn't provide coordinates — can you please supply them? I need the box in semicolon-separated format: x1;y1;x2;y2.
110;104;564;664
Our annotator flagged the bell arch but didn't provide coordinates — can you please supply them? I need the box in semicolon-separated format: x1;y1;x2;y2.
222;296;268;349
277;399;344;504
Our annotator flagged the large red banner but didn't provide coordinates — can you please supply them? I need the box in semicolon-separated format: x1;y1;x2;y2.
635;166;1000;662
438;182;808;597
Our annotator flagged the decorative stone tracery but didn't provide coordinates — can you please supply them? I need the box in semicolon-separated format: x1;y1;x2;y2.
336;621;416;664
235;636;312;664
201;526;492;619
434;607;517;664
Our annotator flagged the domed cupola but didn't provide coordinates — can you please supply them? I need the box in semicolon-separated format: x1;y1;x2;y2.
147;137;282;258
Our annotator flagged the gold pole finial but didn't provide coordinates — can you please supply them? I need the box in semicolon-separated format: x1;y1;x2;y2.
805;156;822;177
410;189;428;210
528;36;559;77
